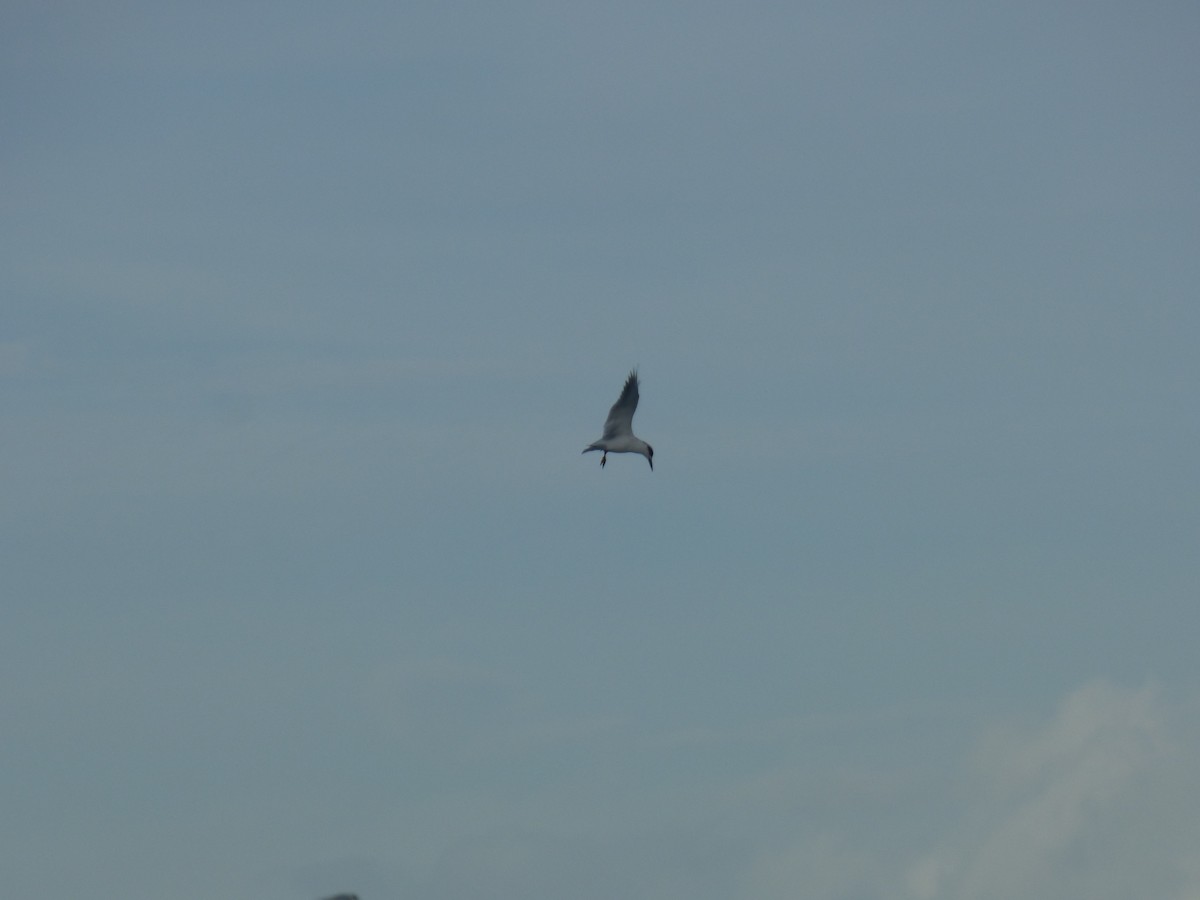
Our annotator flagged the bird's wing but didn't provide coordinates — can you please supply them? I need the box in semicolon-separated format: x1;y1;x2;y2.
601;369;640;439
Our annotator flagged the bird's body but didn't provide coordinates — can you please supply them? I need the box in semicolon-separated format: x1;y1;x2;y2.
583;369;654;470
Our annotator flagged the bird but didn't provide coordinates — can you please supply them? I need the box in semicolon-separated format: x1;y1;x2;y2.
582;368;654;470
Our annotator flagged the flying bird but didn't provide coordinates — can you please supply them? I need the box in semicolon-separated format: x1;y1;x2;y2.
582;369;654;470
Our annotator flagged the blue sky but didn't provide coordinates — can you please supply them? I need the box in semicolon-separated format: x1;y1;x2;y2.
3;2;1199;898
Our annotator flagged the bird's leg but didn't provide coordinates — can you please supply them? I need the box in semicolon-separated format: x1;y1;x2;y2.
600;453;607;468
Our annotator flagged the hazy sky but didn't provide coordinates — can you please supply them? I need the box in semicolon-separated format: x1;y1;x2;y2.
3;2;1199;898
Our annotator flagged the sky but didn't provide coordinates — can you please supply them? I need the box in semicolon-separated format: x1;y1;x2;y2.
2;2;1199;898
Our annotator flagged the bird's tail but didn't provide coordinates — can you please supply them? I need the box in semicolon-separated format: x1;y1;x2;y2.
582;445;600;454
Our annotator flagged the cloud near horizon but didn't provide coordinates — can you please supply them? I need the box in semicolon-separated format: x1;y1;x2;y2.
310;678;1200;900
902;680;1195;900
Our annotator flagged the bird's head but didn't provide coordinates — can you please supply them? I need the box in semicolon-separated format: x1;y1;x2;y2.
645;444;654;470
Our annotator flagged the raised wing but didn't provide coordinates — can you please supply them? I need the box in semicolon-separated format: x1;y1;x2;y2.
601;369;640;439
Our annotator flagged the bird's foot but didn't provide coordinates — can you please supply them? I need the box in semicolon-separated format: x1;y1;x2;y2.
600;454;607;468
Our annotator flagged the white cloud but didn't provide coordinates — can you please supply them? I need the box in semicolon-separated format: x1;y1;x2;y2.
192;676;1200;900
908;680;1192;900
711;682;1200;900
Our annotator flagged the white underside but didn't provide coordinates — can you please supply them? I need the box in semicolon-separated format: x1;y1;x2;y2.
587;435;649;454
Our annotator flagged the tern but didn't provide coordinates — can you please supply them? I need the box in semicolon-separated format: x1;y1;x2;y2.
583;369;654;470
